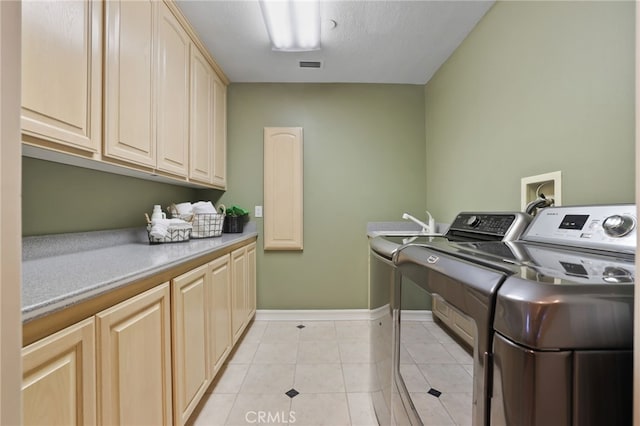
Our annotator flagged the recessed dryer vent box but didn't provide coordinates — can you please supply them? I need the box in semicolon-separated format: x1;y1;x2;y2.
521;171;562;212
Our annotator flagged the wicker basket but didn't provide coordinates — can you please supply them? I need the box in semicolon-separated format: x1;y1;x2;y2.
191;213;224;238
168;204;225;239
146;220;193;244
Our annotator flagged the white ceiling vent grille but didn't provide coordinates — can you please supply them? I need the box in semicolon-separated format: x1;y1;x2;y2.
299;60;323;69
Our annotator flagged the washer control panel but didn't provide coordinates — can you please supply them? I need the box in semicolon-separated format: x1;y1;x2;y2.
521;204;637;254
448;212;532;241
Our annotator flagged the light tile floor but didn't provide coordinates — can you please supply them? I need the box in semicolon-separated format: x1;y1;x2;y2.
187;320;376;426
398;320;473;426
187;318;472;426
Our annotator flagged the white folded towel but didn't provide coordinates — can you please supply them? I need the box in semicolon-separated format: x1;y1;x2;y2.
174;202;193;215
150;218;190;239
192;201;217;214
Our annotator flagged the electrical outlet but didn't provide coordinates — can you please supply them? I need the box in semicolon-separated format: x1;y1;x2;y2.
255;206;263;217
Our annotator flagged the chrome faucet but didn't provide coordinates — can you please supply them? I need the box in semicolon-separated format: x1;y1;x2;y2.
402;211;435;234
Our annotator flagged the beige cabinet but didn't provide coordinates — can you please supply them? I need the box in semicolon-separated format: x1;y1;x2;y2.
22;317;96;426
26;0;228;189
212;73;228;188
21;0;102;154
263;127;304;250
21;239;254;426
231;246;248;343
189;45;227;188
96;283;173;425
189;46;215;184
231;242;257;343
208;255;232;379
172;264;209;425
247;242;257;321
156;2;190;177
104;0;156;167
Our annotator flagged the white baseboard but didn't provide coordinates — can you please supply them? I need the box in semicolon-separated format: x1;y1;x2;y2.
255;309;372;321
401;310;433;321
255;308;433;322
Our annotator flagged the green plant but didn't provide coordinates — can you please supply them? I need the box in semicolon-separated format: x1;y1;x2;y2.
226;205;249;217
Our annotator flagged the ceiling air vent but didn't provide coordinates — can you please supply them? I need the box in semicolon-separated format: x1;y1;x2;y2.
299;60;322;69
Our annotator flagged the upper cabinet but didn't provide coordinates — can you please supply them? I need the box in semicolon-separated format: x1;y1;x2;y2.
189;45;215;185
104;0;190;179
190;45;227;189
21;0;102;155
103;0;156;168
23;0;228;189
156;2;190;177
212;73;227;189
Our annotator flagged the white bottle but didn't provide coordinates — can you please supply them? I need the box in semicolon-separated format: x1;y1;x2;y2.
151;205;166;221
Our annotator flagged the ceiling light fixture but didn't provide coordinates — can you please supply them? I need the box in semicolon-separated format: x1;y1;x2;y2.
259;0;321;52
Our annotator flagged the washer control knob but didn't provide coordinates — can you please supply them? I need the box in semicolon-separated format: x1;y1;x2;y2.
465;215;480;228
602;215;636;237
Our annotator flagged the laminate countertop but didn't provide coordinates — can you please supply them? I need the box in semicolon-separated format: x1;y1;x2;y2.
22;222;258;323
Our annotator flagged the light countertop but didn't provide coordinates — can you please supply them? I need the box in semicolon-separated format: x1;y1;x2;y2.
22;223;258;323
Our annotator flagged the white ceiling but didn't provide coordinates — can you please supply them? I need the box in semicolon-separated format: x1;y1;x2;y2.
175;0;495;85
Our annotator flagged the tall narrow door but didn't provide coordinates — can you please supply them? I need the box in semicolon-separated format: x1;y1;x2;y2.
264;127;304;250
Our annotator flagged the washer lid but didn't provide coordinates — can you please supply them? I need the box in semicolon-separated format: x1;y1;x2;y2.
451;240;635;285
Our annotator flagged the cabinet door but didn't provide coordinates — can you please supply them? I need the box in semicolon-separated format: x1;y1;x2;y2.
21;0;102;153
209;255;232;379
172;264;209;425
189;46;214;184
212;74;227;188
246;242;257;322
96;283;172;426
264;127;304;250
156;2;190;177
104;0;155;167
22;317;96;426
231;246;248;343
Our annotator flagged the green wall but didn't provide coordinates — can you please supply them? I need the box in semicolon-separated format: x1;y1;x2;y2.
22;157;212;235
219;84;426;309
425;1;635;222
22;0;635;311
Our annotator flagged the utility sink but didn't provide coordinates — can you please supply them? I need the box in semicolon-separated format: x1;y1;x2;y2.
369;230;443;237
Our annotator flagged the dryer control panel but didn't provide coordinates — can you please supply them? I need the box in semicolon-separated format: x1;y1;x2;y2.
447;212;532;242
521;204;637;254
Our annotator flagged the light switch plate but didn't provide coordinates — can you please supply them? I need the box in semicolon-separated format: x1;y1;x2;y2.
255;206;263;217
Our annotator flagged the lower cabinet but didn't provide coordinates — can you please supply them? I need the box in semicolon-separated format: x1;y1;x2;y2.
209;254;232;379
22;239;255;426
171;253;235;425
231;242;257;344
96;283;173;425
22;317;96;426
172;264;209;425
